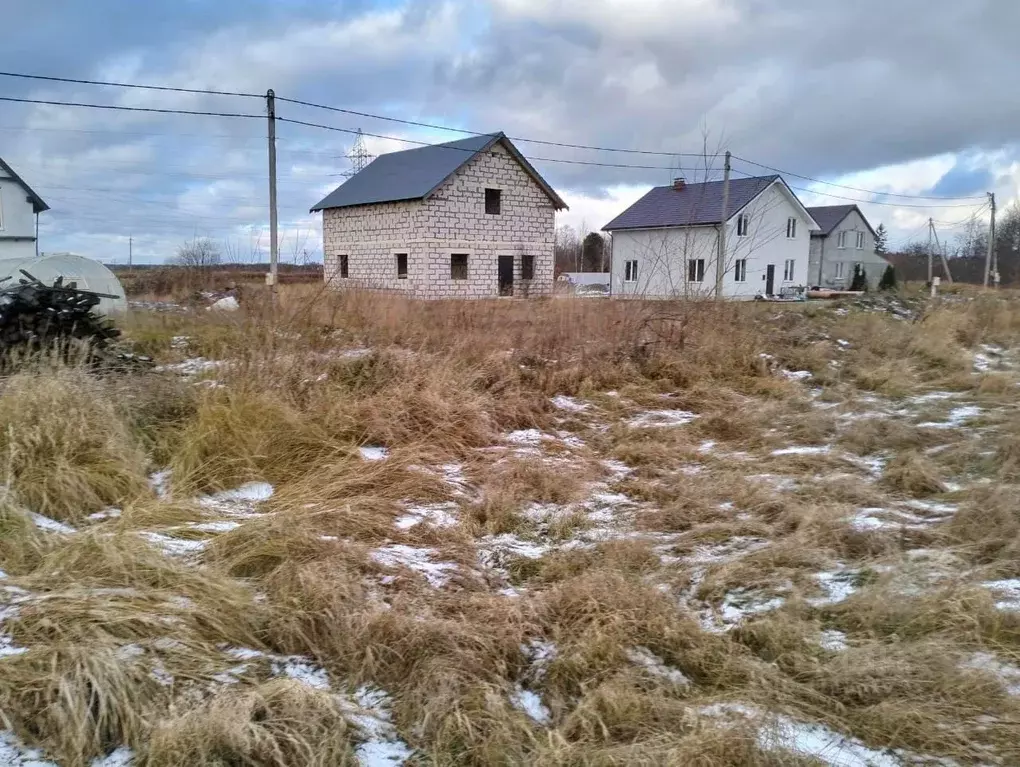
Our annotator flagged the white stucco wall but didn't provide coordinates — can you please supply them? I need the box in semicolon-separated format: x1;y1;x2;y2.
0;173;39;259
609;182;813;300
808;209;888;290
321;143;556;299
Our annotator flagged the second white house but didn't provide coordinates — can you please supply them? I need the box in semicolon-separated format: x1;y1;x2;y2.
602;175;820;299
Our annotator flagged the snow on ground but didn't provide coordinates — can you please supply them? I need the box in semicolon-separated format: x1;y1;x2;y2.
370;545;459;588
91;747;134;767
0;633;29;658
271;656;332;691
509;686;551;724
983;579;1020;611
917;405;983;430
771;445;831;457
139;532;209;557
962;652;1020;696
359;446;389;461
155;358;227;376
0;730;58;766
626;409;698;428
625;646;690;686
818;630;849;652
713;588;787;629
339;686;414;766
551;395;589;413
149;470;171;499
505;429;545;446
202;482;274;504
28;513;75;534
87;508;122;521
189;520;242;533
807;571;859;607
394;502;459;531
781;370;814;382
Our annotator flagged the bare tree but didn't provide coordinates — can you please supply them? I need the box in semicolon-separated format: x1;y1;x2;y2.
173;237;222;267
554;224;581;275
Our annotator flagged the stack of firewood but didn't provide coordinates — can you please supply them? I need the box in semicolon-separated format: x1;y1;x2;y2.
0;269;123;367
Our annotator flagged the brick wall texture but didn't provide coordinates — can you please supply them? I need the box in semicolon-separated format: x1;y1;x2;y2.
321;143;557;299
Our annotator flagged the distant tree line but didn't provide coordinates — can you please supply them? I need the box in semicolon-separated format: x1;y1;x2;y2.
886;202;1020;285
555;225;609;275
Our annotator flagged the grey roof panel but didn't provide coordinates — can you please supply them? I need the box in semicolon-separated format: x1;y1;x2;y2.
310;132;566;212
602;175;780;231
805;205;858;236
0;156;49;213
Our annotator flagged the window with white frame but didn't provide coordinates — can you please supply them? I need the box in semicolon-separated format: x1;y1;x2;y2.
837;231;848;249
786;217;797;239
856;231;866;249
687;258;705;283
783;259;796;282
733;258;747;283
736;214;749;237
624;260;638;283
835;262;845;279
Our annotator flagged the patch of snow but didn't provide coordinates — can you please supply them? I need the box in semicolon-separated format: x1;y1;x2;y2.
627;409;698;428
170;335;191;349
962;652;1020;696
605;391;620;398
88;507;122;521
0;730;58;766
149;664;174;687
115;644;145;661
521;639;558;680
208;296;239;312
771;445;831;456
370;545;459;588
918;405;983;430
140;532;209;557
338;347;374;359
337;686;413;766
359;446;389;461
395;502;459;530
781;370;813;382
505;429;545;446
764;715;902;766
698;440;717;454
717;590;786;627
551;395;589;413
28;513;75;534
225;647;265;661
0;570;6;579
510;686;551;724
270;657;331;691
155;357;226;376
983;579;1020;611
602;458;634;481
555;431;586;449
901;499;958;515
625;646;690;686
205;482;274;504
149;470;171;499
91;746;134;767
848;510;895;532
189;520;241;533
807;571;858;607
478;535;550;570
818;630;849;652
0;634;29;658
836;339;851;348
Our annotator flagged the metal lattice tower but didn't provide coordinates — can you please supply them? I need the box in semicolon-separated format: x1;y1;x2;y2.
343;129;374;178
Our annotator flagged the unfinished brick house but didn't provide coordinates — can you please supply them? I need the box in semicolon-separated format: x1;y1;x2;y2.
311;132;566;299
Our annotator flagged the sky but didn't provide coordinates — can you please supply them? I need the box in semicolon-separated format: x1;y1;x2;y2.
0;0;1016;264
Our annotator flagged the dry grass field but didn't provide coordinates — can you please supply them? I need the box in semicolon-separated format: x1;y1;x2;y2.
1;285;1019;766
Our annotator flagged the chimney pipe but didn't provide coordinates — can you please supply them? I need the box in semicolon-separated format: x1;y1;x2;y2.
673;177;686;191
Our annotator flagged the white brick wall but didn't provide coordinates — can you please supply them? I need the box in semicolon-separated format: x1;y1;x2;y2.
321;143;556;299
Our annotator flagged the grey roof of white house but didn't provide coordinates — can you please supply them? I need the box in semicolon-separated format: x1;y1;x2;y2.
310;132;567;212
0;156;49;214
603;175;795;231
806;204;877;238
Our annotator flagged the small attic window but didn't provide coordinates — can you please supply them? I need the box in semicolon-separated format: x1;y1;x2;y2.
485;188;502;215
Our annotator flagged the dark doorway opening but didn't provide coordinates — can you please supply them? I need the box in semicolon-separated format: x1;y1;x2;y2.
498;255;514;297
765;264;776;296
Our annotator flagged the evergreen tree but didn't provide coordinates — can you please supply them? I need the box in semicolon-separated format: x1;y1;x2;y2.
874;224;888;256
849;264;868;291
878;264;897;291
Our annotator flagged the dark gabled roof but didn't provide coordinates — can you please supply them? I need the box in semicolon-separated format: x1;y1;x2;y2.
602;175;786;231
310;132;566;212
806;204;877;238
0;156;49;214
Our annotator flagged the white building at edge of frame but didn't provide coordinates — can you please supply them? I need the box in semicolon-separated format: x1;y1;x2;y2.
603;175;820;300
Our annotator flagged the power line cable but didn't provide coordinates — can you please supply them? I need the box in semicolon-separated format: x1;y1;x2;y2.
0;95;263;120
731;154;985;201
0;71;260;99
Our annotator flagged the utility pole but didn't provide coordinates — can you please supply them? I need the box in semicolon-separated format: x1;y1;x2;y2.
715;150;731;300
984;192;996;288
931;223;953;284
128;236;133;274
266;89;279;306
927;218;934;284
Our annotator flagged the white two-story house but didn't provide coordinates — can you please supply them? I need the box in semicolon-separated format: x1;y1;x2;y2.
0;157;49;259
603;175;819;300
311;132;567;299
807;205;888;290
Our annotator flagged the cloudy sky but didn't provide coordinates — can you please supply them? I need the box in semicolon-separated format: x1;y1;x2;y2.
0;0;1015;264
